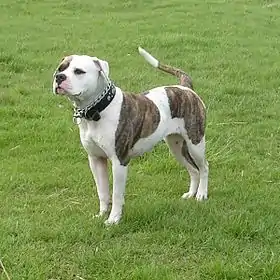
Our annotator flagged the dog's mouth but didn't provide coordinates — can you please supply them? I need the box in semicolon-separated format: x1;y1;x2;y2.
55;86;82;97
55;86;66;95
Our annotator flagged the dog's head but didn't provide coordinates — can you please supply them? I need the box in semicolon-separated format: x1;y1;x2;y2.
52;55;109;101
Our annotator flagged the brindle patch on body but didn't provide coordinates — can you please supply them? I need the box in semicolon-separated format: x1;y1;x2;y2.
165;86;206;145
115;93;161;166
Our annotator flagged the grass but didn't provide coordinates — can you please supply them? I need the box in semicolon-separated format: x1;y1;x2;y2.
1;0;280;279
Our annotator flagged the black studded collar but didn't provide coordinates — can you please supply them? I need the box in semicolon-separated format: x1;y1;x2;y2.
73;82;116;122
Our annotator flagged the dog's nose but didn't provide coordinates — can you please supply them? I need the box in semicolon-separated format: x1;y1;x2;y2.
56;73;67;84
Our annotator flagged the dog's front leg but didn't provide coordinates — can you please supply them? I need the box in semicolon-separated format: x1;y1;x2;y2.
88;156;110;217
105;157;128;225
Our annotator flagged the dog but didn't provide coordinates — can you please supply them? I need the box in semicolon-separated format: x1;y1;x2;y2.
52;47;209;225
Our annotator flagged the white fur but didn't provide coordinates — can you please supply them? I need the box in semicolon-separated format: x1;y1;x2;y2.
138;47;159;68
88;156;110;216
52;53;208;225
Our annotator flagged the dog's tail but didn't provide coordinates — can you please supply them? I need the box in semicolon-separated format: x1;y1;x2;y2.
138;46;193;89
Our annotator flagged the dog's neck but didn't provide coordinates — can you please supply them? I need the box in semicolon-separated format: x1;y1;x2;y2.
70;75;108;109
71;75;116;122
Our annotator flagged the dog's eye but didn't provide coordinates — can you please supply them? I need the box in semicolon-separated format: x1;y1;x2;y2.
74;68;86;75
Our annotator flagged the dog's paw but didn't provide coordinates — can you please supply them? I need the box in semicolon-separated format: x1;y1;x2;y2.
181;191;196;199
94;210;107;219
104;214;121;226
104;218;120;226
195;191;208;201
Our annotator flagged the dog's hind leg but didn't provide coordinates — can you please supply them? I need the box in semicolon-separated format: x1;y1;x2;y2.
183;136;209;201
165;134;200;199
88;156;110;217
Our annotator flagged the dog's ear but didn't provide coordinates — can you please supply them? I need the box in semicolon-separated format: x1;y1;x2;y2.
92;57;110;78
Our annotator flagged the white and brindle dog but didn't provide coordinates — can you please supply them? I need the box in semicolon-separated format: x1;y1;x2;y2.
52;47;209;225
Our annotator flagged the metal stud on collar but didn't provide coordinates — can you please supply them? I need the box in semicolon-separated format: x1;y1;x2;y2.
73;108;82;125
73;116;81;125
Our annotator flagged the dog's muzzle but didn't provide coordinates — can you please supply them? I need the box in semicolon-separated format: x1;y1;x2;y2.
55;73;66;85
54;73;67;94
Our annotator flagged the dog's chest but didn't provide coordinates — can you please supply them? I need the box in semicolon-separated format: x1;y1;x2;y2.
78;120;111;158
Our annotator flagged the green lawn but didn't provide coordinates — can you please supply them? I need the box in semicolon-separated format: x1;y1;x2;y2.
1;0;280;279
